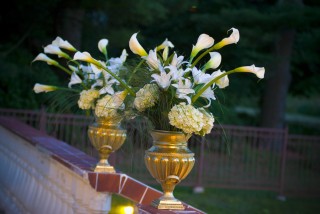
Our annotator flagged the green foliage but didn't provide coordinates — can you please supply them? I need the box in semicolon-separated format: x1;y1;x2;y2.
0;0;319;130
0;49;80;113
0;52;60;109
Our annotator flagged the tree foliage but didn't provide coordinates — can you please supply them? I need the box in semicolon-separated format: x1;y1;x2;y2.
0;0;319;131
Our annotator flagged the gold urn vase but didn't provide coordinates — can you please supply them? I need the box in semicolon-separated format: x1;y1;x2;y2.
144;130;195;210
88;116;126;173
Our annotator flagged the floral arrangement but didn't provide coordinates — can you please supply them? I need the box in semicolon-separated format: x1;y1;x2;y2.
128;28;265;136
32;36;134;121
33;27;264;136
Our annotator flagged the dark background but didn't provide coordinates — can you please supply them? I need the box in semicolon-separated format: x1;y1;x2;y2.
0;0;319;134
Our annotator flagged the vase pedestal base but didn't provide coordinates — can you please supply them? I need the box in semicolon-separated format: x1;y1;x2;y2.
94;165;115;173
93;159;116;173
151;198;185;210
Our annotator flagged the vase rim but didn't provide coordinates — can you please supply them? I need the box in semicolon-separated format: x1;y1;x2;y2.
150;130;192;142
151;129;187;135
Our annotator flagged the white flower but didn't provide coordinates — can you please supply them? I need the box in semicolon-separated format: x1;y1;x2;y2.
168;103;204;134
166;65;189;81
78;89;100;110
142;49;162;71
90;63;104;79
44;44;67;58
195;108;214;136
107;49;128;73
73;51;97;64
68;72;82;88
79;64;96;80
225;28;240;44
200;87;216;108
99;70;118;95
204;52;222;70
33;83;58;93
236;65;265;79
157;38;174;50
215;28;240;49
171;53;185;68
191;34;214;58
192;67;212;84
32;53;58;66
172;79;195;104
98;39;109;55
151;71;172;90
134;84;160;112
80;64;93;73
129;32;148;57
51;36;76;51
211;70;229;88
94;91;126;118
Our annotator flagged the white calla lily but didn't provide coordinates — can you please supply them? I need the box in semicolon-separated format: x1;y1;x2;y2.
33;83;58;93
52;36;76;51
191;34;214;58
68;72;82;88
73;51;98;64
98;39;109;55
129;32;148;56
204;52;222;70
44;44;69;58
214;28;240;49
32;53;58;65
235;65;265;79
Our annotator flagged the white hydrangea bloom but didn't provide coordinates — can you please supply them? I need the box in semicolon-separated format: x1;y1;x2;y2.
168;103;204;134
94;93;125;118
134;84;160;112
195;108;215;136
78;89;100;110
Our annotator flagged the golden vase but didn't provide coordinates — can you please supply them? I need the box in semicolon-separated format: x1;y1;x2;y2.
144;130;195;210
88;116;126;173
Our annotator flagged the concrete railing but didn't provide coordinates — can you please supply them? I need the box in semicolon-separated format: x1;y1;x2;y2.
0;117;205;214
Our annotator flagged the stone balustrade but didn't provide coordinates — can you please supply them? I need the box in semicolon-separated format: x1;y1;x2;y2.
0;117;205;214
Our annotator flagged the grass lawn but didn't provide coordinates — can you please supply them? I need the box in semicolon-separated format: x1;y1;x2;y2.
110;186;320;214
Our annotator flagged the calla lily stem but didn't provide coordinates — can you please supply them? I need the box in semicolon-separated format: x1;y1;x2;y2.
92;61;136;97
191;42;224;68
55;64;72;75
192;69;236;103
56;87;81;93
